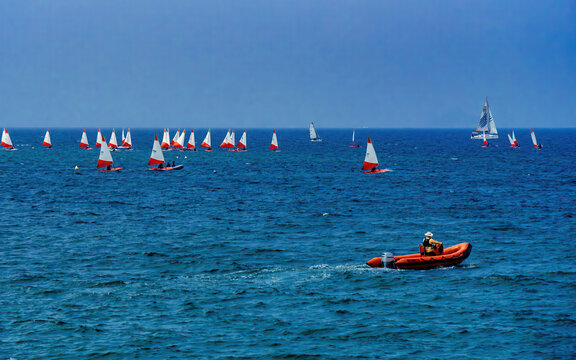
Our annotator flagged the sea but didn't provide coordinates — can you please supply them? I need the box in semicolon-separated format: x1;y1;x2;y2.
1;128;575;359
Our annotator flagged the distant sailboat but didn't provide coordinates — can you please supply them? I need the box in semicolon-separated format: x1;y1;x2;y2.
1;128;16;150
96;129;103;147
309;122;322;142
350;129;360;147
121;129;133;149
186;130;196;150
108;129;119;149
531;129;542;149
171;129;180;147
148;134;184;171
362;137;389;173
97;137;121;171
507;132;515;147
220;129;233;149
512;130;519;147
471;98;498;139
161;129;170;149
43;129;52;148
237;130;247;151
201;129;212;151
174;129;186;149
80;129;91;149
270;130;279;151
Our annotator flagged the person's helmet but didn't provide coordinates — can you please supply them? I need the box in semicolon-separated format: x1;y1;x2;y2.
425;232;433;237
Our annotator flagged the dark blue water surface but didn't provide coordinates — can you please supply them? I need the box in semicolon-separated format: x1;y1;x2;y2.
1;128;575;359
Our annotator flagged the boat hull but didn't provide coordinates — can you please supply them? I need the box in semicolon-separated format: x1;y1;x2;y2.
367;243;472;270
471;133;498;140
149;165;184;171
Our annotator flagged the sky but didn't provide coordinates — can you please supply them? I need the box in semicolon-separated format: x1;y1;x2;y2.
0;0;574;128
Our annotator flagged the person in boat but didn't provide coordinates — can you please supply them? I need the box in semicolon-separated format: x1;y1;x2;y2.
422;232;443;256
106;165;111;171
172;161;175;167
166;161;171;168
158;163;164;169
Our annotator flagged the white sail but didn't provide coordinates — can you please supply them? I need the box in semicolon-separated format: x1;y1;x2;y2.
237;130;247;148
231;129;236;147
201;129;212;148
362;137;379;170
531;130;539;148
176;129;186;148
43;129;52;147
1;128;13;147
161;129;170;148
471;98;498;139
109;129;118;148
507;132;514;146
187;130;196;149
309;122;321;141
172;129;180;146
96;129;102;147
220;129;232;148
80;129;89;148
352;129;355;145
97;138;114;168
124;129;132;147
270;130;279;150
512;130;518;145
121;129;125;143
148;135;165;165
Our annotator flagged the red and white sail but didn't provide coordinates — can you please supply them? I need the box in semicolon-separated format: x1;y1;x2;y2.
97;137;114;168
174;129;186;149
96;129;103;147
171;129;180;147
123;129;133;148
201;129;212;149
80;129;89;148
43;129;52;147
148;135;165;165
352;129;356;146
506;132;514;147
270;130;279;150
186;130;196;149
237;130;247;149
121;129;126;145
530;129;541;148
1;128;13;148
361;137;379;170
512;130;519;147
220;129;233;148
231;129;236;148
161;129;170;149
108;129;119;149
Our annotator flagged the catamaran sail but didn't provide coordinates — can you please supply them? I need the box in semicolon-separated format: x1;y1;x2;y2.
43;129;52;148
471;98;498;139
309;122;321;141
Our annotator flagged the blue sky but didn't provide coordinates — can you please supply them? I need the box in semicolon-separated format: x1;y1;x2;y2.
0;0;574;128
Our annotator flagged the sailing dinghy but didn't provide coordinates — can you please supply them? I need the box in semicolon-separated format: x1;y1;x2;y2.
531;130;542;149
201;129;212;151
108;129;119;150
350;129;360;147
80;129;91;149
309;122;322;142
97;137;122;171
120;129;133;149
471;98;498;140
237;130;247;151
96;129;103;147
43;129;52;148
1;128;16;150
362;137;389;173
512;130;519;147
270;130;280;151
507;132;515;147
220;129;233;149
161;129;171;149
148;135;183;171
171;129;180;147
186;130;196;151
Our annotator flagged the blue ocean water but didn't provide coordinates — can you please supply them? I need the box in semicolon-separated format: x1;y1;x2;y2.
1;128;575;359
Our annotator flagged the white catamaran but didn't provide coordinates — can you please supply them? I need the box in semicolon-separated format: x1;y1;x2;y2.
471;98;498;140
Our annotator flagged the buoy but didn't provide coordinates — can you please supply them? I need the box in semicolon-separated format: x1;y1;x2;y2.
74;166;79;170
184;156;187;159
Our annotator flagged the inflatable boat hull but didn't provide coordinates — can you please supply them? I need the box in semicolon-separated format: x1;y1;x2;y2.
367;243;472;270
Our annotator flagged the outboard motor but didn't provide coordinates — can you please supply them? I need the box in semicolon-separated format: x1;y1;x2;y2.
381;252;395;269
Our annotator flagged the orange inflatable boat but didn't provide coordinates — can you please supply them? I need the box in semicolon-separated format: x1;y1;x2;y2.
366;242;472;270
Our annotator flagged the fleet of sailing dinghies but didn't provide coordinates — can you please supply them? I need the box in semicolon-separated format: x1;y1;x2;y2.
201;129;212;150
309;122;321;142
366;243;472;270
1;128;16;150
96;137;122;171
270;130;279;151
43;129;52;148
362;137;389;173
471;97;498;140
80;129;90;149
530;129;542;149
